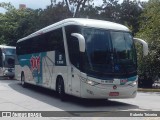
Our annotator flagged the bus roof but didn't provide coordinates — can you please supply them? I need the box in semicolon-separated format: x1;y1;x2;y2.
17;18;130;43
0;45;16;49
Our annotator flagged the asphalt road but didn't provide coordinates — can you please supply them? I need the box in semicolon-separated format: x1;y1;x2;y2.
0;79;160;120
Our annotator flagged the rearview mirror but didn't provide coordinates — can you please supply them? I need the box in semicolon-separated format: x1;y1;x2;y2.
2;53;5;61
133;38;148;56
71;33;86;52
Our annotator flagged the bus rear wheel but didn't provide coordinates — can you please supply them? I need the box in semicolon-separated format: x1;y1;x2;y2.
56;77;66;101
9;76;14;79
21;73;27;87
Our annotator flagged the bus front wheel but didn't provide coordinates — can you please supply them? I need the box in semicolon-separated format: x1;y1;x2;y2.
56;77;66;101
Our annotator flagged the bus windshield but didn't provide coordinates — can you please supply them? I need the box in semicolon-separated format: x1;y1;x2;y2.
3;48;16;55
2;48;15;68
4;55;15;68
82;28;137;79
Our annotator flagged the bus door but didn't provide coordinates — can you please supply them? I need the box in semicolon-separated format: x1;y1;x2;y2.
70;66;81;97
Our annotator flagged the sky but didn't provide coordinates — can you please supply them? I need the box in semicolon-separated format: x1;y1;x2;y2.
0;0;51;13
0;0;148;13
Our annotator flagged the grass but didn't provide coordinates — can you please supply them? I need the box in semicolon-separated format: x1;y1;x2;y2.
138;88;160;92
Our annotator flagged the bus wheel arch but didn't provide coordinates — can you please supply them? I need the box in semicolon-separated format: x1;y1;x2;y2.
56;75;66;101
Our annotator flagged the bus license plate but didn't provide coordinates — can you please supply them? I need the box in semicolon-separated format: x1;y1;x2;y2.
109;92;119;96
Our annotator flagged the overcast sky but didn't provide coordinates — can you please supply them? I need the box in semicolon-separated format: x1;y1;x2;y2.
0;0;148;13
0;0;51;13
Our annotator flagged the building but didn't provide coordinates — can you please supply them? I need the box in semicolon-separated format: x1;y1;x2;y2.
19;4;26;9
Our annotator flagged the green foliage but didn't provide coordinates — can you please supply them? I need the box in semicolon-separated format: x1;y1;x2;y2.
119;0;143;34
94;0;143;35
0;2;15;11
137;0;160;80
100;0;120;21
0;7;40;45
39;2;72;28
0;2;72;45
64;0;93;17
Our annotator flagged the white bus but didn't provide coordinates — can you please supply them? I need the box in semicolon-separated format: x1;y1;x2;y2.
0;45;16;79
15;18;148;100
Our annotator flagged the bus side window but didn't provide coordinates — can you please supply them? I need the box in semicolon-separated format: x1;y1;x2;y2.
45;28;65;53
31;36;40;53
17;40;32;55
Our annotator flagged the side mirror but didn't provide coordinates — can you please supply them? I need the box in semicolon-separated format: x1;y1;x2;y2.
133;38;148;56
71;33;86;52
2;53;5;61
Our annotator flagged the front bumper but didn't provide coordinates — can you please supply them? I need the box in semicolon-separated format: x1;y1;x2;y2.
3;68;15;77
80;81;137;99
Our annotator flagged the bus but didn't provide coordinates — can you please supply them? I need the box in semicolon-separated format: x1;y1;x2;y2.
0;45;16;79
15;18;148;100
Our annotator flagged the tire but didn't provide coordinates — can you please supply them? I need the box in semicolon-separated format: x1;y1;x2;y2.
9;76;14;79
56;77;66;101
21;73;27;88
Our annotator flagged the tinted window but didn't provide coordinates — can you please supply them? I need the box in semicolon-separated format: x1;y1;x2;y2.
110;31;136;62
65;25;81;69
83;28;111;65
3;48;16;55
16;28;64;55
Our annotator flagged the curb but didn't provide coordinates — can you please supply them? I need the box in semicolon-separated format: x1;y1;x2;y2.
138;88;160;92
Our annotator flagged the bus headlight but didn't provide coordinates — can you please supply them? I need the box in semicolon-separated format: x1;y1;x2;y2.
86;80;99;86
80;77;99;86
128;81;137;87
4;69;8;73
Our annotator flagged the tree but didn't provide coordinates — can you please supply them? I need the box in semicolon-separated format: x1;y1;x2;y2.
0;2;17;45
0;2;42;45
64;0;93;17
119;0;143;34
99;0;143;35
0;2;73;45
137;0;160;87
38;2;72;28
78;4;100;19
0;2;15;11
100;0;120;22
